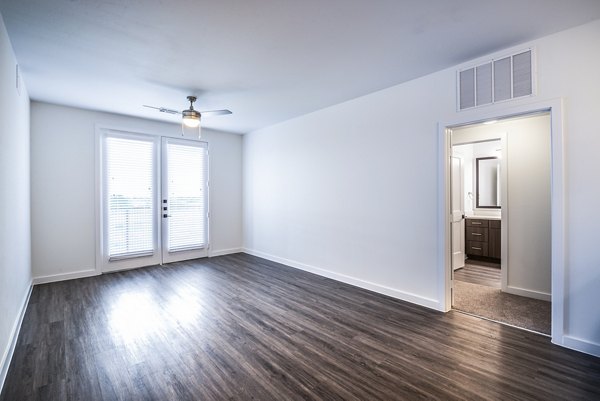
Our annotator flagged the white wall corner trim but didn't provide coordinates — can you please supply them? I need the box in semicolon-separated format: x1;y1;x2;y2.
243;249;441;311
32;269;99;285
560;336;600;358
0;281;33;395
209;248;243;257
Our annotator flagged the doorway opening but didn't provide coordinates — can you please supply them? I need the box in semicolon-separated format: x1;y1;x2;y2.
440;102;565;343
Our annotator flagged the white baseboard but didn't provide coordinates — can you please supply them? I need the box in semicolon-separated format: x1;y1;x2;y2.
0;281;33;395
559;335;600;358
209;247;243;257
243;248;441;310
32;250;245;284
33;269;99;285
505;285;551;301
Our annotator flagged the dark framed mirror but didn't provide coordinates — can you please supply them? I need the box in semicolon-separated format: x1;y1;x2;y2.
476;157;500;208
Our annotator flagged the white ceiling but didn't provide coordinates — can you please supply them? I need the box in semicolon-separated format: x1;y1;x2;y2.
2;1;600;134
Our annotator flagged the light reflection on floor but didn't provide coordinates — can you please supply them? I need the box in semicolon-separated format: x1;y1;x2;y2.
106;278;207;349
164;289;203;326
108;290;162;344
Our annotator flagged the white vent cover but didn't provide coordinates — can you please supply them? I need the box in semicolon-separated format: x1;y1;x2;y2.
458;49;533;110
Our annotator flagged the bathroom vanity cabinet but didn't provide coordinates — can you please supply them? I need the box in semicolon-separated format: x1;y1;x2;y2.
465;217;501;260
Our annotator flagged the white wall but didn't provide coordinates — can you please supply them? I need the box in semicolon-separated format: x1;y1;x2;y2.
244;57;451;308
0;14;32;390
506;116;551;297
243;19;600;354
30;102;243;281
453;115;551;299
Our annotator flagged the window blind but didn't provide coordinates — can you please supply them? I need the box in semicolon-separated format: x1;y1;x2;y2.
105;136;155;260
166;142;207;252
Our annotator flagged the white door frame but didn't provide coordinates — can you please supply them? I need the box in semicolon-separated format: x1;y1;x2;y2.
95;125;210;273
438;98;565;346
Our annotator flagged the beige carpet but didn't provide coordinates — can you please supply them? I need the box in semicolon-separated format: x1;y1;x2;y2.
454;280;551;335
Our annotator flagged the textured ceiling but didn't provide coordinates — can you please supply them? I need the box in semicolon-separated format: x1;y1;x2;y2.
1;0;600;134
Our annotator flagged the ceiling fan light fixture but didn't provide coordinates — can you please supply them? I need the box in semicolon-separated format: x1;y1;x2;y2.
181;96;201;137
182;109;201;128
145;95;229;139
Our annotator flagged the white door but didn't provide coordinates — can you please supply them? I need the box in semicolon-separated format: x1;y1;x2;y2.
451;154;465;271
99;131;209;272
161;137;209;264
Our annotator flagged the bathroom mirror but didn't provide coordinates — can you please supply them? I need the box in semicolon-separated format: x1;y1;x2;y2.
476;157;500;208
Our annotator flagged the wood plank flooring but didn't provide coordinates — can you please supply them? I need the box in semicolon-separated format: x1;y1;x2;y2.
2;253;599;400
454;259;501;288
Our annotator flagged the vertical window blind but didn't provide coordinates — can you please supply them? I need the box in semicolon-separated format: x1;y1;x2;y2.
105;136;155;260
166;142;207;252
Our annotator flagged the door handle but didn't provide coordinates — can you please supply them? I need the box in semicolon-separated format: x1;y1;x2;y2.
163;214;171;218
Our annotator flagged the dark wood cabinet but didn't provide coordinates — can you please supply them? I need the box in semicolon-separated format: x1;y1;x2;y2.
465;218;501;260
488;220;501;259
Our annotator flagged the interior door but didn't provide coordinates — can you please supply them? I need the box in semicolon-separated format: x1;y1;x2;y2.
161;137;209;264
451;153;465;272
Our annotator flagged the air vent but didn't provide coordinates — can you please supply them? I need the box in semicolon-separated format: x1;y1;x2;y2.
458;49;534;110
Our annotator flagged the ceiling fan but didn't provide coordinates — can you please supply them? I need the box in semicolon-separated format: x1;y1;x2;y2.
143;96;232;137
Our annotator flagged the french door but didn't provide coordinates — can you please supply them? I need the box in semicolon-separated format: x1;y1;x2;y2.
99;130;208;272
161;137;208;263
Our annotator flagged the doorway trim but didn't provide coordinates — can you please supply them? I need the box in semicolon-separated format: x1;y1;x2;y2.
438;98;565;345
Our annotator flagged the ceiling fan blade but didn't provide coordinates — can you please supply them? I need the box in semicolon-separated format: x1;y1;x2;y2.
143;105;181;115
200;109;232;117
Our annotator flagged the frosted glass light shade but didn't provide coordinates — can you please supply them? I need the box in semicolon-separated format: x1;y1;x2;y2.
182;116;200;128
181;109;201;137
181;121;202;138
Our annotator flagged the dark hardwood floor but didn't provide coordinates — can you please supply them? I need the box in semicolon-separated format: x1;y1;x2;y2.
2;253;599;400
454;259;501;288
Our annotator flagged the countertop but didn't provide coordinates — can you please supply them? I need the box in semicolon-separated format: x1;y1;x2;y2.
465;215;501;220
